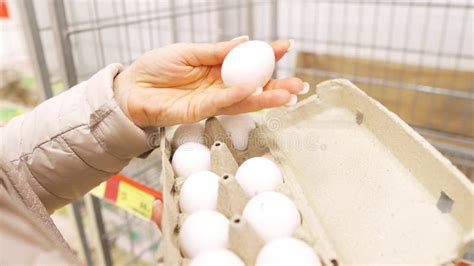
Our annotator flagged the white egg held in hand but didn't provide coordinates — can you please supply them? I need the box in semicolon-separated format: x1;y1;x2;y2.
217;114;256;150
190;249;244;266
221;40;275;95
256;237;321;266
243;191;301;242
235;157;283;196
179;210;229;258
172;142;210;178
172;122;204;148
179;171;219;213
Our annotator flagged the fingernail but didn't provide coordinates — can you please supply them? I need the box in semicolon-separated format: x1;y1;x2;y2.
252;86;263;96
285;94;298;106
152;199;162;208
298;82;310;95
231;35;249;42
287;39;295;52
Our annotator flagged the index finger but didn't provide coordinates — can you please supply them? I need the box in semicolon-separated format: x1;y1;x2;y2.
181;35;249;66
183;38;292;66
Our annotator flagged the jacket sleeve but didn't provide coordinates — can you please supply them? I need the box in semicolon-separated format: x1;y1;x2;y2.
0;64;159;213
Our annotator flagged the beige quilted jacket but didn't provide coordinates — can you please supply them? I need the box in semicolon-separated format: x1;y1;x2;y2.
0;64;159;264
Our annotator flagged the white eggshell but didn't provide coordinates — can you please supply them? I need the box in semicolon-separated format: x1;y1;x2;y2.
235;157;283;196
172;142;210;178
190;249;244;266
221;40;275;89
243;191;300;242
256;237;321;266
179;171;220;213
172;122;204;148
217;114;256;150
179;210;229;258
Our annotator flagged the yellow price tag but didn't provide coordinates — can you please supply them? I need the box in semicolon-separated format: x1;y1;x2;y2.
90;181;106;197
116;182;155;219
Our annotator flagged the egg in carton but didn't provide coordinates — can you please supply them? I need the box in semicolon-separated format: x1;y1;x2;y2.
158;79;474;265
158;115;324;265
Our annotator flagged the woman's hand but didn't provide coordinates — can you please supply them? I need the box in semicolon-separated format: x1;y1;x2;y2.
113;36;306;128
151;200;163;230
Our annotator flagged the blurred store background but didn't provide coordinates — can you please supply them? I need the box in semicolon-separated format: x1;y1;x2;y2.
0;0;472;265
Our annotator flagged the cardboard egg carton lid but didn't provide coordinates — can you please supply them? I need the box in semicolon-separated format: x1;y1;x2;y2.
158;79;474;265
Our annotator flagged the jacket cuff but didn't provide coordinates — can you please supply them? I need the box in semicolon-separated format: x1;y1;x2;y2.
86;64;160;159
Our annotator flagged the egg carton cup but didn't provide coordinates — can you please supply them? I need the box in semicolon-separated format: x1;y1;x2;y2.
158;79;474;265
159;118;321;265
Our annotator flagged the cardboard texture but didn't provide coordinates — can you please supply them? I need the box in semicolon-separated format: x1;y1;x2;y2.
295;52;474;138
216;174;248;218
158;79;473;265
228;215;265;265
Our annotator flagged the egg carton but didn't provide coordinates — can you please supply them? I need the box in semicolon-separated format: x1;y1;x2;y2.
157;79;474;265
